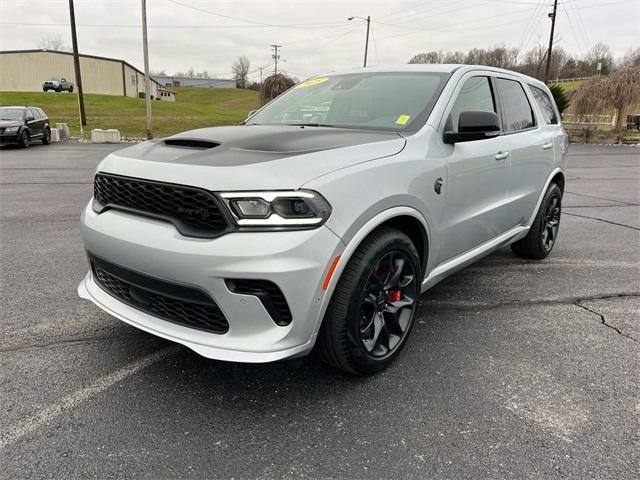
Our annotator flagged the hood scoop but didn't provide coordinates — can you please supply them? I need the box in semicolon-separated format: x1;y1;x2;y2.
163;138;219;149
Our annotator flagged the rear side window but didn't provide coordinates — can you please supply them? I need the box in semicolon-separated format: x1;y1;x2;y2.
529;85;558;124
496;78;535;132
448;76;496;132
37;108;47;118
27;109;38;119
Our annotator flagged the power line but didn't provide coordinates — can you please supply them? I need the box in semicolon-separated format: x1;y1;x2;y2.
164;0;345;28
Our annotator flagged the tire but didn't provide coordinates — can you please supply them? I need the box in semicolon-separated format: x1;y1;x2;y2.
68;86;74;93
42;128;51;145
19;130;30;148
316;227;421;375
511;183;562;259
55;86;62;92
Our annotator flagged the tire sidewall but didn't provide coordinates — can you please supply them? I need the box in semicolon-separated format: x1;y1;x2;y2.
20;130;30;148
42;128;51;144
536;184;562;255
342;233;420;374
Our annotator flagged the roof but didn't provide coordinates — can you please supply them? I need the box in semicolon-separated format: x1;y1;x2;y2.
0;49;169;90
314;64;545;87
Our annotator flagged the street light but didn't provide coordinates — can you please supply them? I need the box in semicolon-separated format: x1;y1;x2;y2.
348;15;371;68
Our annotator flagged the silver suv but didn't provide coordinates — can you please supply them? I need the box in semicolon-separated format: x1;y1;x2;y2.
78;65;567;375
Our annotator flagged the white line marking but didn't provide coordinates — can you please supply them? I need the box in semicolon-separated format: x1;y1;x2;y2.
0;346;179;450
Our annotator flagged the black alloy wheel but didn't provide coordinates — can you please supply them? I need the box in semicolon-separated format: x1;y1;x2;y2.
359;251;417;358
511;182;563;259
42;128;51;145
542;192;561;251
316;227;421;375
19;130;30;148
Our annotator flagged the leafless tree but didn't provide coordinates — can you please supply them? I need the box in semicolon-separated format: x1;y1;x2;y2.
573;67;640;131
232;56;251;89
618;47;640;68
409;51;445;64
37;35;70;51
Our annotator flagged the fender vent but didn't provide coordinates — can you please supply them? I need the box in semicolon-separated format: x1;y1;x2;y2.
163;138;219;149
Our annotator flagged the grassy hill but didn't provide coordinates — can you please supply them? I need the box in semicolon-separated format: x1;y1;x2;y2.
0;87;260;138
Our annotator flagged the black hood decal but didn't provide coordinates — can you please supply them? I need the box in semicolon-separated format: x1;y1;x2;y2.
117;125;402;167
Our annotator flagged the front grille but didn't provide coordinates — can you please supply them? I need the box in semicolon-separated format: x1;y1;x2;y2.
226;279;292;326
93;173;228;238
90;254;229;334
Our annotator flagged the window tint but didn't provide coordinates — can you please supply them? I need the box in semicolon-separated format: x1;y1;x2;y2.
530;85;558;124
38;108;47;118
448;76;495;132
27;109;38;119
496;78;535;132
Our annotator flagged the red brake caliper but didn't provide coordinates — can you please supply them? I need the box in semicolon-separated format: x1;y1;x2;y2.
387;289;403;302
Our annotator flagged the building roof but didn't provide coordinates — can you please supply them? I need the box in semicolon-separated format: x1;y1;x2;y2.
0;49;168;90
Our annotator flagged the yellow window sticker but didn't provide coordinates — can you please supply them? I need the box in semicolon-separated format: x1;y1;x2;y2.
395;114;411;125
296;77;330;89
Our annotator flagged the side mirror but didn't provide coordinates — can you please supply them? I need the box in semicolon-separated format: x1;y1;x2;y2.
444;111;500;144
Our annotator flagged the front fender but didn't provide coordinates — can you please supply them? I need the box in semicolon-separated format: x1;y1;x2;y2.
312;206;430;335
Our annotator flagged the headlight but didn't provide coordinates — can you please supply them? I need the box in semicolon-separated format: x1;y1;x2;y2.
220;190;331;228
5;126;19;133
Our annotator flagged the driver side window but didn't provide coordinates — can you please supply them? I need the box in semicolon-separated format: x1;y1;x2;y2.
447;76;496;132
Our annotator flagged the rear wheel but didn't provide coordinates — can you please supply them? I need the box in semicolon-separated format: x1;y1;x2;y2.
42;128;51;145
511;183;562;259
317;227;420;375
68;86;74;93
19;130;30;148
55;86;62;92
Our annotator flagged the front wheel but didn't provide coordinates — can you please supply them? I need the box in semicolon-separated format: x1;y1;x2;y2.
68;86;74;93
316;227;420;375
511;183;562;259
42;128;51;145
19;130;30;148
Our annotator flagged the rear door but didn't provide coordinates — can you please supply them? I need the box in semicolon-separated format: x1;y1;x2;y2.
494;77;551;225
436;73;513;264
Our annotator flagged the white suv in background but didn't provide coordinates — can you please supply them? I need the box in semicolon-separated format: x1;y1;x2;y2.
78;65;568;375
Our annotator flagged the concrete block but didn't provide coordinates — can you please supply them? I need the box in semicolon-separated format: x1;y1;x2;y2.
91;129;121;143
50;128;60;143
56;123;70;140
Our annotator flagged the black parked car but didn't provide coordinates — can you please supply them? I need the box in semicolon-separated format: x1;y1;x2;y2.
0;106;51;147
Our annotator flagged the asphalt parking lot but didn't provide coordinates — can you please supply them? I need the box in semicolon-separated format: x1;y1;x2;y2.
1;142;638;479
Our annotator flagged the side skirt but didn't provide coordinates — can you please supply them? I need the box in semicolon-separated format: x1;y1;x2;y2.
421;225;528;292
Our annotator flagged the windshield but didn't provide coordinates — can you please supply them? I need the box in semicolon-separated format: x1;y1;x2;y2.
0;108;24;120
247;72;450;132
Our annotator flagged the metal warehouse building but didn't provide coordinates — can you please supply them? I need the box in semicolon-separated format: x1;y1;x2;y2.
0;49;175;101
151;74;235;89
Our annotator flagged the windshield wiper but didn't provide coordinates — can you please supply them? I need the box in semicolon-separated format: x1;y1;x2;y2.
283;123;337;128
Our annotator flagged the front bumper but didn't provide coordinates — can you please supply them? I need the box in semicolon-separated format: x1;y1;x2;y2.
0;133;19;144
78;202;344;362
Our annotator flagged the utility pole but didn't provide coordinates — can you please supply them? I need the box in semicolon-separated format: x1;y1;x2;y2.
141;0;153;139
271;45;281;75
348;15;371;67
68;0;86;127
544;0;558;83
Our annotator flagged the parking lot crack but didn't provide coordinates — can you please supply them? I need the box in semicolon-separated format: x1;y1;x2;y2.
563;212;640;231
575;299;639;344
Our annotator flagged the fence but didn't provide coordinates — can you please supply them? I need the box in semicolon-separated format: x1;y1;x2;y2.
561;113;616;127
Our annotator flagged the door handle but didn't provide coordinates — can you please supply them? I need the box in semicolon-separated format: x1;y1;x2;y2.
495;151;510;160
542;142;553;150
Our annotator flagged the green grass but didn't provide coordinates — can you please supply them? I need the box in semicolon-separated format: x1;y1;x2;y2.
549;80;584;94
0;87;260;138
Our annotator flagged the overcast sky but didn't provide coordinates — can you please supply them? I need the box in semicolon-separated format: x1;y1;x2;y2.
1;0;639;81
